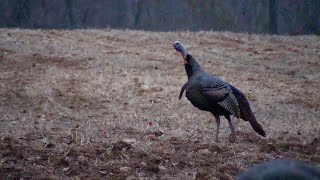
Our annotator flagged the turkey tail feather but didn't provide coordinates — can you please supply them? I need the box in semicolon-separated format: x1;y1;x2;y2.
240;103;266;137
229;84;266;137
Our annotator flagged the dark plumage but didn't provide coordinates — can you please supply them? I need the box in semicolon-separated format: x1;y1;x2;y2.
236;159;320;180
173;41;266;142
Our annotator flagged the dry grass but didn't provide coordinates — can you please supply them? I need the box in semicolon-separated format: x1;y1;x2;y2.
0;28;319;179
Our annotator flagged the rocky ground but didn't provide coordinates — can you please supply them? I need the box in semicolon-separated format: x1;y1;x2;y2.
0;29;319;179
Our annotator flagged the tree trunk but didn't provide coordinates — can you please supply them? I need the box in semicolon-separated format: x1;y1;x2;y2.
269;0;278;34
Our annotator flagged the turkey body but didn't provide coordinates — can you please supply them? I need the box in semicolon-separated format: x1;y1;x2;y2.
186;71;231;116
236;159;320;180
177;53;266;142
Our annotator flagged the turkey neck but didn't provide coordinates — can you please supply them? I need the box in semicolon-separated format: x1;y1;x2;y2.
185;54;203;79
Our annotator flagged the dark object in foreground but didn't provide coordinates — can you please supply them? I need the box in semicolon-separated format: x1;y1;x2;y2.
173;41;266;142
236;159;320;180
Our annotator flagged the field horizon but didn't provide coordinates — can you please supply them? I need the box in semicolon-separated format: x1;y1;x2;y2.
0;28;319;179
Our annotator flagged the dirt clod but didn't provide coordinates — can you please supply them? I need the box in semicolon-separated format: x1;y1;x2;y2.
196;170;210;180
111;141;133;155
260;143;278;153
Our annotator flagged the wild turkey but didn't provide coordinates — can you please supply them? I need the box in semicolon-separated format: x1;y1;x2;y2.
173;41;266;142
236;159;320;179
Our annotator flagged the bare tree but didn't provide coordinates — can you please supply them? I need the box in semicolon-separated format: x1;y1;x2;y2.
269;0;278;34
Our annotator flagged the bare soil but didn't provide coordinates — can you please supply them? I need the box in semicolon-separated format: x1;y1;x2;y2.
0;29;319;179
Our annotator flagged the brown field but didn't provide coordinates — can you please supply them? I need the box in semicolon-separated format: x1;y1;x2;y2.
0;29;319;179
